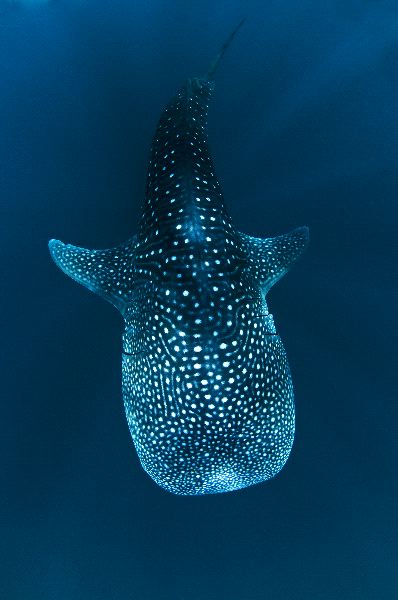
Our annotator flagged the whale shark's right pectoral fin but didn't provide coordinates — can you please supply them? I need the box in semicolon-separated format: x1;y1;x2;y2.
48;236;137;312
240;226;309;293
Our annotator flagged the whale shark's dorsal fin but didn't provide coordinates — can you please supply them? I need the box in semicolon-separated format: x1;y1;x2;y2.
205;18;246;80
48;236;137;312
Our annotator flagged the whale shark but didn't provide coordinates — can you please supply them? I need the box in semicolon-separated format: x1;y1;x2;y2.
49;21;309;495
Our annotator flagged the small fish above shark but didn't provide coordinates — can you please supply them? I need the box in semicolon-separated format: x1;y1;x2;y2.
49;21;309;495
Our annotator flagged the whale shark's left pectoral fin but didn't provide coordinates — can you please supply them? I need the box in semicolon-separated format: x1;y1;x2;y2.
48;236;137;312
240;226;309;293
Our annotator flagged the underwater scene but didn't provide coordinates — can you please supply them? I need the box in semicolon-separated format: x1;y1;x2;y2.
1;1;397;598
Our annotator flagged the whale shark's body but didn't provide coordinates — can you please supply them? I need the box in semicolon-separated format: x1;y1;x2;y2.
49;24;308;495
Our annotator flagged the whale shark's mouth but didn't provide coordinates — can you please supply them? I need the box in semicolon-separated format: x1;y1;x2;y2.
122;349;146;357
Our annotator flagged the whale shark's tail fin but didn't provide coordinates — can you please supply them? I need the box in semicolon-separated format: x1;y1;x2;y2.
205;18;246;80
240;226;309;293
48;237;137;313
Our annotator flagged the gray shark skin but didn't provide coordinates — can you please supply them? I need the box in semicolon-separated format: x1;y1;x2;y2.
49;31;309;495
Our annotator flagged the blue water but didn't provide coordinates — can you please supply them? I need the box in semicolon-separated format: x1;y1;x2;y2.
1;1;397;598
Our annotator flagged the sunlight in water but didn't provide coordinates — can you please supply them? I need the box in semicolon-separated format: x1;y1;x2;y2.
14;0;52;6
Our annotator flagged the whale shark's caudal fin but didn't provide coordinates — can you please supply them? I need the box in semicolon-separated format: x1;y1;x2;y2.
205;18;246;80
240;226;309;293
48;237;137;312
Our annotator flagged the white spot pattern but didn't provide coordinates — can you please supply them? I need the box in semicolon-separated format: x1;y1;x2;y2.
48;76;309;495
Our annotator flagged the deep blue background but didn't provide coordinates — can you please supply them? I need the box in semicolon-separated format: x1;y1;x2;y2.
1;1;397;598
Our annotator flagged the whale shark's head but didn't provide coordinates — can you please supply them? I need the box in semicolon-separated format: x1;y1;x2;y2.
120;241;299;495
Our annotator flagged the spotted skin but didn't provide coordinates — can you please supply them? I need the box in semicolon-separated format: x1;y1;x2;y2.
49;75;308;495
